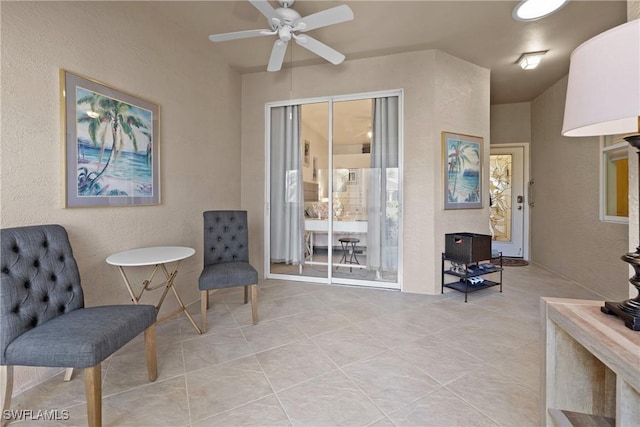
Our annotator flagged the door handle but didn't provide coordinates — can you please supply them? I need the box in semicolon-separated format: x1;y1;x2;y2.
517;195;524;204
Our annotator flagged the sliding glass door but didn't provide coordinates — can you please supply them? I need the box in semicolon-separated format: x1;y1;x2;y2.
266;91;402;289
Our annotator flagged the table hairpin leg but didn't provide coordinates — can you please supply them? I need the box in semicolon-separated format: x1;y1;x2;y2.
116;261;202;334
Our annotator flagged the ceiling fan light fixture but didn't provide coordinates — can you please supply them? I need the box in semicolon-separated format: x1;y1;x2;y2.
513;0;569;22
279;27;292;41
517;51;547;70
209;0;354;72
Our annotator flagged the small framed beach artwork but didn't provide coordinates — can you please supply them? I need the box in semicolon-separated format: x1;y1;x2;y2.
442;131;482;209
312;157;318;181
304;140;311;166
61;70;160;207
347;168;358;184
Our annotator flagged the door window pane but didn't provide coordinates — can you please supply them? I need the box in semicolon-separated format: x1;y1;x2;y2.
489;154;512;242
332;99;372;279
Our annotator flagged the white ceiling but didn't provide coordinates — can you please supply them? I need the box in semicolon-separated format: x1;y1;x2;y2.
150;0;628;104
148;1;628;145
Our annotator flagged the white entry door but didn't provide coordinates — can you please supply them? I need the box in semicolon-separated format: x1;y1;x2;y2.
489;145;528;258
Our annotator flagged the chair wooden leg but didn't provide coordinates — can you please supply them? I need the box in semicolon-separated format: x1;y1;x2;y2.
144;325;158;382
84;364;101;427
244;285;249;304
1;365;13;427
250;284;258;325
203;289;209;311
64;368;74;382
201;290;208;333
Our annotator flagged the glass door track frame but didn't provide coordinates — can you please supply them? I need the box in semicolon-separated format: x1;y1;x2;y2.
264;89;404;290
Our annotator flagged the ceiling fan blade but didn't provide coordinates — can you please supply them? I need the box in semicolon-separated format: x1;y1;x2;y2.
268;40;288;72
295;5;354;32
209;29;273;42
250;0;279;27
294;35;345;65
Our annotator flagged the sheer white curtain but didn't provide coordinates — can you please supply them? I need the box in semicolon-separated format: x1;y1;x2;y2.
367;97;399;274
270;105;304;264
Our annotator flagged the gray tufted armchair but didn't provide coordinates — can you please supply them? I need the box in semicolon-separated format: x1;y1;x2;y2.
199;211;258;332
0;225;157;427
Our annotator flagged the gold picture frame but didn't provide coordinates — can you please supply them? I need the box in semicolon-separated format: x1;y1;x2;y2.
61;70;160;207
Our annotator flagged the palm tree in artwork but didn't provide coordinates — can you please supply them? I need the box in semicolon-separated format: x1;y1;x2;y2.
447;140;479;202
76;93;109;165
77;94;148;194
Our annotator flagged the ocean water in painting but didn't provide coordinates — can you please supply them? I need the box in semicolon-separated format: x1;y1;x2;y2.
77;140;152;196
448;170;480;202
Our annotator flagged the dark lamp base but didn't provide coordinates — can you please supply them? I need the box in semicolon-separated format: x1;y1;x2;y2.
624;134;640;149
601;247;640;331
601;301;640;331
602;135;640;331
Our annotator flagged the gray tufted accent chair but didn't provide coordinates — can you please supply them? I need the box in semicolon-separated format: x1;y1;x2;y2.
0;225;157;427
199;211;258;331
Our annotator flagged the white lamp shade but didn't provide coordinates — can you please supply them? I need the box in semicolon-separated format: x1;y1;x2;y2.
562;19;640;137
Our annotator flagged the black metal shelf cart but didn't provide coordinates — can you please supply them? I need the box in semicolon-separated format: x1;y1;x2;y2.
441;253;503;302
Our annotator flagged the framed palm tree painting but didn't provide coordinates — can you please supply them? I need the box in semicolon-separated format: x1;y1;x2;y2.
61;70;160;207
443;131;482;209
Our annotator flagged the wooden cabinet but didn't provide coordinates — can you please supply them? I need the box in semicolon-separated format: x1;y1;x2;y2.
541;298;640;426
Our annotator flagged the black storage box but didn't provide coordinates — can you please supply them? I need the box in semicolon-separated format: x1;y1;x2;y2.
445;232;492;263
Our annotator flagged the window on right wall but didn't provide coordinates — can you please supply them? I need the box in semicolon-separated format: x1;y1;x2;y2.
601;134;629;223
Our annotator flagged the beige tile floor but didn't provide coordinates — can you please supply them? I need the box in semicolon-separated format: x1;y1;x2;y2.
8;264;605;426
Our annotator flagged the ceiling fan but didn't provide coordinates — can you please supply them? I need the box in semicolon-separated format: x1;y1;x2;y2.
209;0;354;72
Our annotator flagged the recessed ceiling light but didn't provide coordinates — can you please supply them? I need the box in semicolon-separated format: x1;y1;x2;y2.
513;0;569;22
517;51;548;70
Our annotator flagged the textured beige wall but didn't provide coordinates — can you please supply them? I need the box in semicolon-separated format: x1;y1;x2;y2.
432;52;492;288
490;103;531;144
530;76;629;301
629;0;640;19
240;49;489;294
1;2;241;392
